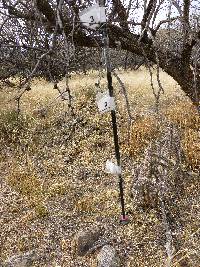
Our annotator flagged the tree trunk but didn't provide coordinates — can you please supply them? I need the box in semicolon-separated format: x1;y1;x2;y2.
107;25;200;107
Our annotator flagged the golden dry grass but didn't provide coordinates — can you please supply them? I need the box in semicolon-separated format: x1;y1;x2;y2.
182;128;200;169
164;100;199;130
164;100;199;170
127;116;159;157
0;68;199;205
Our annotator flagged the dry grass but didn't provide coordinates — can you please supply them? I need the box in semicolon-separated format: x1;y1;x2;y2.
182;128;200;169
127;116;159;157
164;100;199;170
0;68;199;266
164;100;199;130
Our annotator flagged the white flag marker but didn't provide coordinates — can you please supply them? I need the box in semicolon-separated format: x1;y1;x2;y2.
79;4;106;30
105;160;121;175
96;92;116;113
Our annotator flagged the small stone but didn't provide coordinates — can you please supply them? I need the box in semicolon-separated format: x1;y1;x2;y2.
72;225;104;256
97;245;121;267
3;251;35;267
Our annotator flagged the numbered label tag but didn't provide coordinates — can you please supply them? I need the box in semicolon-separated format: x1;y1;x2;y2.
96;92;116;113
105;160;121;175
79;4;106;30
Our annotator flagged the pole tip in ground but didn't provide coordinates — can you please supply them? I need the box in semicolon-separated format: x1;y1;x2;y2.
120;215;129;225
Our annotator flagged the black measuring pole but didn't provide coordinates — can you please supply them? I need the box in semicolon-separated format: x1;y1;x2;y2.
101;17;128;223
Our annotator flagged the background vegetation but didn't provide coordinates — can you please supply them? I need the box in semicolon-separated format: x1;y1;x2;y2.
0;68;199;266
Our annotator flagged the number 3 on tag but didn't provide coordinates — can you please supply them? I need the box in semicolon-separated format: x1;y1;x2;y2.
89;16;94;26
79;4;106;30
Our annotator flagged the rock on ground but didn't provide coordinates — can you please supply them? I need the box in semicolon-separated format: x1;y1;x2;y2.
3;251;35;267
72;225;104;256
97;245;121;267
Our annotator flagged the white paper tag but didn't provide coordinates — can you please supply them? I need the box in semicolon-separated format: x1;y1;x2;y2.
100;6;106;22
79;4;106;29
96;92;115;113
105;160;121;175
60;92;68;100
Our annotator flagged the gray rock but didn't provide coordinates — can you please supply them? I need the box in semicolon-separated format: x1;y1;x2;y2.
72;225;104;256
3;251;35;267
97;245;121;267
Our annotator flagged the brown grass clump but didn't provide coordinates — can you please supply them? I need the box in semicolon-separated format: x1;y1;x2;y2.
182;128;200;170
6;165;49;218
0;110;33;145
128;116;159;158
165;100;199;130
7;167;41;197
164;100;199;170
75;189;119;215
48;182;68;197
